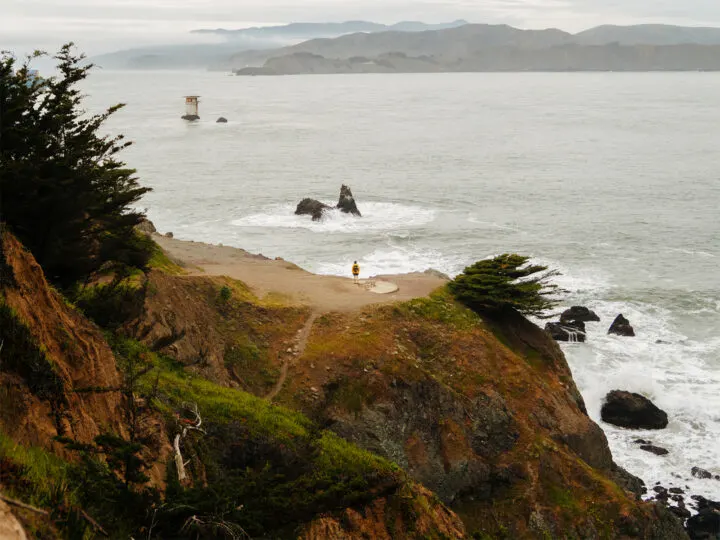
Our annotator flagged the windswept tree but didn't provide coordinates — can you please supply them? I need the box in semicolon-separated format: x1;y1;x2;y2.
0;44;152;288
448;254;563;317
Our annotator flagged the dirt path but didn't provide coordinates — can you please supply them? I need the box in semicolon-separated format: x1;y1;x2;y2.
154;234;448;313
265;312;319;402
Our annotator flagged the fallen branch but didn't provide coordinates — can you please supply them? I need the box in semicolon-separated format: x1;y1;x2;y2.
174;402;206;484
80;509;109;537
0;493;49;516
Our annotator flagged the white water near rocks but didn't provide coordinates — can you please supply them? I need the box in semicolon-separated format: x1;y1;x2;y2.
83;71;720;502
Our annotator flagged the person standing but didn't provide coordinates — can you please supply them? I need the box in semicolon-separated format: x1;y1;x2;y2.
352;261;360;284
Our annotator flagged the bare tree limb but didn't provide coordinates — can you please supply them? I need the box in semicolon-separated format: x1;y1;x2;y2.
0;493;48;516
174;402;206;484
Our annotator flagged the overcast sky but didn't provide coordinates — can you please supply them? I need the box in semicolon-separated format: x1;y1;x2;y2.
3;0;720;56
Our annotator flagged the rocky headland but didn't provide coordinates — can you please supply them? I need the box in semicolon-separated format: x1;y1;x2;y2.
0;227;705;538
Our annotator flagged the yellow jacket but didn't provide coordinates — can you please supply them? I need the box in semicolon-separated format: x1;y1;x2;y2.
352;264;360;275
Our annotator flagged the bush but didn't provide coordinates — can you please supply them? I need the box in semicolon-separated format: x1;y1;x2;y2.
448;254;562;317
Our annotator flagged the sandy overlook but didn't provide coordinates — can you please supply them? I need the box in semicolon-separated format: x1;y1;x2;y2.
153;234;447;312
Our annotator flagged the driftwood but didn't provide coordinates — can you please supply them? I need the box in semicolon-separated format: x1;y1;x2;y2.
174;402;206;484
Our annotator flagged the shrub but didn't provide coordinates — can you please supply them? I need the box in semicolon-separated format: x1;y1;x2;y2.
448;254;562;317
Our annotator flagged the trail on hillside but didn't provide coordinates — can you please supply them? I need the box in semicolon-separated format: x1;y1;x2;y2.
266;312;319;402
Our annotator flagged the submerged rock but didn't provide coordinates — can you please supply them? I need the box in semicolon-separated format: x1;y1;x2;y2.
691;467;714;480
295;198;331;221
640;444;669;456
216;117;228;123
601;390;669;430
181;114;200;121
336;184;362;216
545;321;586;342
609;314;635;336
560;306;600;323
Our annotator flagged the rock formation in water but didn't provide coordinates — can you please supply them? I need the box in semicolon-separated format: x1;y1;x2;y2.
336;184;362;216
545;320;587;342
216;117;228;123
295;185;362;221
609;313;635;336
601;390;669;429
560;305;600;323
181;114;200;121
295;198;331;221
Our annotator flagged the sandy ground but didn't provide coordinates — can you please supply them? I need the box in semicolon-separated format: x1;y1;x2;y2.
154;234;448;312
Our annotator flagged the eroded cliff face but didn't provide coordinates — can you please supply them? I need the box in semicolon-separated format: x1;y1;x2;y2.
0;231;127;451
300;484;466;539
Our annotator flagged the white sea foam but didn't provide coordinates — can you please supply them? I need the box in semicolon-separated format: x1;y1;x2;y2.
231;202;436;233
553;271;720;503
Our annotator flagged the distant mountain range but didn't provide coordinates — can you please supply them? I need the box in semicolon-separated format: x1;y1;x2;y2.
191;20;470;40
91;21;720;72
91;20;469;69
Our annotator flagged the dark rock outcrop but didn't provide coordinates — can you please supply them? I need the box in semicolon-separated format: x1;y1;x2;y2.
686;508;720;539
560;306;600;323
601;390;669;429
216;117;228;123
545;320;586;342
295;198;331;221
336;184;362;216
691;467;714;480
181;114;200;121
641;444;669;456
296;185;362;221
609;314;636;336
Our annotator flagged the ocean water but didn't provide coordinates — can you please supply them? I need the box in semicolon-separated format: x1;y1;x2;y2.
84;70;720;501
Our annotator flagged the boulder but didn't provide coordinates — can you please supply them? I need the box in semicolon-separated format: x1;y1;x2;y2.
691;467;713;480
216;117;228;123
181;114;200;121
609;314;635;336
164;232;174;239
295;198;331;221
336;184;361;216
640;444;669;456
686;508;720;539
135;218;157;236
560;306;600;323
545;320;586;343
601;390;669;430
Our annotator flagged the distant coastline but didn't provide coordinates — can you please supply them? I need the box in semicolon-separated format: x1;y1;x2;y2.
91;21;720;72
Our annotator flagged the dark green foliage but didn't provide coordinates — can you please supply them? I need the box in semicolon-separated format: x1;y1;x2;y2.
448;254;563;317
73;279;145;329
0;302;65;402
151;423;399;538
219;285;232;303
0;45;152;288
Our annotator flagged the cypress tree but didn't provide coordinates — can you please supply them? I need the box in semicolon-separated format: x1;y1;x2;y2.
0;44;152;288
448;254;563;317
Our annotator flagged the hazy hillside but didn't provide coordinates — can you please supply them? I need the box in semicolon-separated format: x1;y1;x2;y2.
92;19;468;69
574;24;720;45
192;20;469;40
229;24;574;69
92;21;720;71
237;44;720;75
